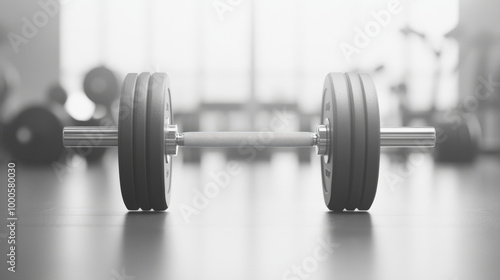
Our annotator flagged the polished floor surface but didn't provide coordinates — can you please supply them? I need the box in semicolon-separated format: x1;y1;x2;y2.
1;151;499;280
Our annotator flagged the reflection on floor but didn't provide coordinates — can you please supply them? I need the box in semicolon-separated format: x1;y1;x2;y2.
0;151;499;279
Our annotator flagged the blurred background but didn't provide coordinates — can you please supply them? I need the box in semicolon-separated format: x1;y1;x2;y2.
0;0;500;279
0;0;499;164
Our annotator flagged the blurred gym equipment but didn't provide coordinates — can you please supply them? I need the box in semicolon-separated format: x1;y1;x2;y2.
47;83;69;105
1;64;121;165
433;111;481;162
4;104;70;165
395;26;496;163
0;62;19;156
0;64;14;106
83;66;120;108
70;106;116;163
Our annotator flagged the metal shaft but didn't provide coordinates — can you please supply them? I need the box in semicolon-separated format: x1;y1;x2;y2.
63;126;435;149
177;132;318;147
380;127;436;147
63;127;119;147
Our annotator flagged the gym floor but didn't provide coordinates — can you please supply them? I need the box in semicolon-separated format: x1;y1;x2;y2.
1;151;499;280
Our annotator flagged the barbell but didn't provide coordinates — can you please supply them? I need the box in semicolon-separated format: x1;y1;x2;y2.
63;72;435;211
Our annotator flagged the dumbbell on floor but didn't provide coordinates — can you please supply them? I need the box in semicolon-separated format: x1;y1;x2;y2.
63;72;436;211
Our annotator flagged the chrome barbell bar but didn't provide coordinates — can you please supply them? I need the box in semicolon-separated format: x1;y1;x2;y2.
63;125;436;156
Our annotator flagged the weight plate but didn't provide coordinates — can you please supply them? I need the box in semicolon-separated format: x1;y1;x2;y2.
118;73;139;210
358;74;380;210
4;105;68;165
345;73;367;210
134;73;151;210
83;66;119;107
147;73;173;210
321;73;352;211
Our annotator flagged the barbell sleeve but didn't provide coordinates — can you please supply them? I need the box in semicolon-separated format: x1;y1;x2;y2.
380;127;436;147
63;126;119;148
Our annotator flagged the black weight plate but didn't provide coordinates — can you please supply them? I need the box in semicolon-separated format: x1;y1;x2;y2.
147;73;172;210
345;73;367;210
133;73;151;210
83;66;119;107
321;73;352;211
118;73;139;210
4;105;68;165
358;74;380;210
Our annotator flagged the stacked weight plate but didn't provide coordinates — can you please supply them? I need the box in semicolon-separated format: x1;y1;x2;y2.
320;73;380;211
118;73;173;210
